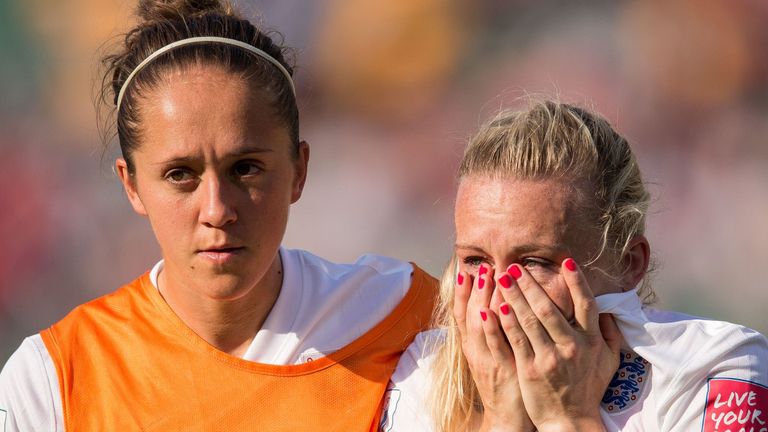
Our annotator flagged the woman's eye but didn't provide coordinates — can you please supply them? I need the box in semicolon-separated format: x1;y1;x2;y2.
462;256;486;268
165;169;194;183
233;161;262;177
521;258;555;271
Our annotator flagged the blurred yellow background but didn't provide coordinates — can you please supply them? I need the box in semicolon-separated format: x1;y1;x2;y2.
2;0;768;363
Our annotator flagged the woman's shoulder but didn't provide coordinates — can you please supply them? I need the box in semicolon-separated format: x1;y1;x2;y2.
36;272;162;362
634;308;768;431
640;307;768;378
644;307;768;356
282;247;416;300
0;335;52;388
48;272;154;331
285;247;413;278
274;248;430;363
0;335;62;431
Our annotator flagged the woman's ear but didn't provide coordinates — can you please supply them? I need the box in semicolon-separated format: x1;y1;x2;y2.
621;235;650;291
291;140;310;204
115;158;147;216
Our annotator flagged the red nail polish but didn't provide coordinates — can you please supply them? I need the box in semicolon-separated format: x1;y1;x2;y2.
509;265;522;280
478;265;488;276
478;277;485;289
480;311;487;321
498;274;512;288
564;258;578;272
500;304;510;315
457;273;464;285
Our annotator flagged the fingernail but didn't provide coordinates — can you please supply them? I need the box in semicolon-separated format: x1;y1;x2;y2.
457;273;464;285
564;258;578;272
478;265;488;276
478;277;485;289
508;264;522;280
480;310;488;321
498;274;512;288
500;304;510;315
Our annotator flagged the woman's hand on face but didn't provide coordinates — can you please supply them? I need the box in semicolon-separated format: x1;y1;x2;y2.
454;265;535;432
495;259;622;432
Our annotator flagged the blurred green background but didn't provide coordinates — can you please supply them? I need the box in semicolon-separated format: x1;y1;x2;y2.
2;0;767;364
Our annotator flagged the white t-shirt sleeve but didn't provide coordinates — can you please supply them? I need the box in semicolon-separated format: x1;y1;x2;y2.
380;330;443;432
654;317;768;431
0;335;62;432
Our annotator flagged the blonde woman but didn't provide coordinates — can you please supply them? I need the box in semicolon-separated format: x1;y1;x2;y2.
382;101;768;431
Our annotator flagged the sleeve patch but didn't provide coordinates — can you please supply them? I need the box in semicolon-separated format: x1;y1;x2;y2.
702;378;768;432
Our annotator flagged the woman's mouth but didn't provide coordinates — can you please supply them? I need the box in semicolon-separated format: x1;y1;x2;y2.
197;247;245;263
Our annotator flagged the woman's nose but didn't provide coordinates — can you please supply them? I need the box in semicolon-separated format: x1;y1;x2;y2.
199;175;237;227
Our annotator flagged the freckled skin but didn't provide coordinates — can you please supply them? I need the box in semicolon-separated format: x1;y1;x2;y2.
115;65;308;354
454;175;620;319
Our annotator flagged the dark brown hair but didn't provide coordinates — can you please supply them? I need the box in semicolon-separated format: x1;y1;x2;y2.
100;0;298;172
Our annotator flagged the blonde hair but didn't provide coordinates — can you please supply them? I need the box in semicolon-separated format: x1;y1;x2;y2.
429;99;652;431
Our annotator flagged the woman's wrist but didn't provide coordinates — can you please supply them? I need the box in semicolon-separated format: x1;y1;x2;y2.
479;413;535;432
536;416;606;432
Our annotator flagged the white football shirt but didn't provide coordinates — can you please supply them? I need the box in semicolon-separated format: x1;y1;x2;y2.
383;289;768;431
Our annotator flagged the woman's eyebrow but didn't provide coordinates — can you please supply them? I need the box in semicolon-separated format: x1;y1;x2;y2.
232;146;274;156
455;243;567;255
152;147;275;166
454;244;487;255
153;155;196;166
509;243;568;255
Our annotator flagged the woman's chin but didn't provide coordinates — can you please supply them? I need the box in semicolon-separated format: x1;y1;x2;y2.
201;281;255;302
188;271;258;301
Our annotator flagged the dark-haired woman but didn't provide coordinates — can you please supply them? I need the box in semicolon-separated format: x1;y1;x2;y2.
0;1;436;431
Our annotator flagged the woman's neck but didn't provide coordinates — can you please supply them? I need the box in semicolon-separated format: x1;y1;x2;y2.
157;255;283;357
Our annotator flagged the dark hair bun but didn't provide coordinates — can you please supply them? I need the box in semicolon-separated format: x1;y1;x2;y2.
137;0;232;22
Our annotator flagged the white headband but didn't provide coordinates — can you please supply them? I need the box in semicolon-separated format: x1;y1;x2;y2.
116;36;296;110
